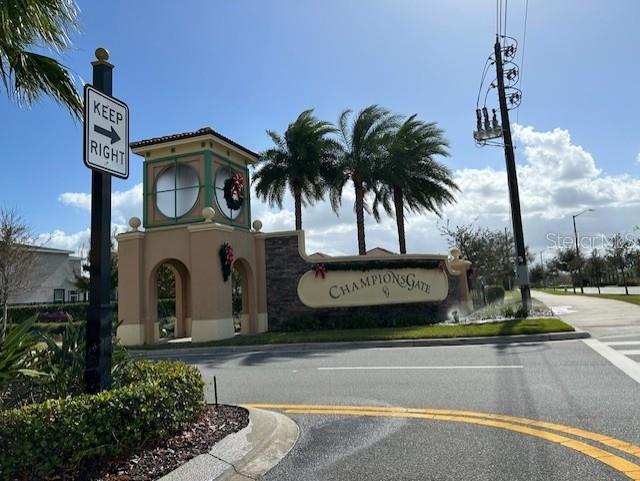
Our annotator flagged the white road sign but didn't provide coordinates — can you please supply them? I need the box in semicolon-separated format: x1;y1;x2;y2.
83;85;129;178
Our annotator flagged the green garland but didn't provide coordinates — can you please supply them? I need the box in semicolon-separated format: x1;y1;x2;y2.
309;258;445;273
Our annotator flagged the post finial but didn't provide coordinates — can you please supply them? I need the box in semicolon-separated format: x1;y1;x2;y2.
95;48;110;62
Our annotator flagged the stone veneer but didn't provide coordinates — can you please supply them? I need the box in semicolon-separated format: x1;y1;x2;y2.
265;234;462;331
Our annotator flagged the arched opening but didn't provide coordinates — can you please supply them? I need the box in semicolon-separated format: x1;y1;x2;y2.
231;258;256;334
148;259;191;343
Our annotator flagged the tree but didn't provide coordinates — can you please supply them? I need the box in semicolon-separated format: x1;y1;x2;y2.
0;209;37;337
439;221;533;288
606;233;634;295
73;238;118;297
333;105;399;255
549;247;584;292
586;249;604;294
253;109;339;230
373;115;458;254
0;0;82;116
529;263;545;287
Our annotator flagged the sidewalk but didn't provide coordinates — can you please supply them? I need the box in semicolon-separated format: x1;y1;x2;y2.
532;290;640;338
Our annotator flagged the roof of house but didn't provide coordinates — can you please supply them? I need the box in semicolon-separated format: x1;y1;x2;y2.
20;244;74;255
130;127;260;160
365;247;396;256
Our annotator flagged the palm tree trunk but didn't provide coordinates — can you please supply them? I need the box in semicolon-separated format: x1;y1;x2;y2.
293;185;302;231
393;185;406;254
354;180;366;255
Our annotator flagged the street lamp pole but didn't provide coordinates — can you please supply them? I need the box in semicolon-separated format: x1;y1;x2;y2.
572;209;595;295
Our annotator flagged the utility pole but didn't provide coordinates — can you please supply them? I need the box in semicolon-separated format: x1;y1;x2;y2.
540;251;544;287
494;37;531;312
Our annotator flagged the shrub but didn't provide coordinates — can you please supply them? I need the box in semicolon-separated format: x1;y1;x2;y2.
281;316;322;331
503;306;514;318
0;360;205;480
514;306;528;319
8;302;93;323
8;299;176;324
484;285;505;304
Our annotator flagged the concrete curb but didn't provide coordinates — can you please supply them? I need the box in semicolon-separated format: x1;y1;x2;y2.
134;330;590;357
159;407;298;481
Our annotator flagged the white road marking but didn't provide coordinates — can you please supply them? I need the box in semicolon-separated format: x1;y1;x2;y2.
604;341;640;346
617;350;640;356
598;333;640;340
582;338;640;385
317;365;523;371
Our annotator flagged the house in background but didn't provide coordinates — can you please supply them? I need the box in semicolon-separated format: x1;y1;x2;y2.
8;246;85;305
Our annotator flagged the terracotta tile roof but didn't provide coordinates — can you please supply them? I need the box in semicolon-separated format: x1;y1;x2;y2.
130;127;260;159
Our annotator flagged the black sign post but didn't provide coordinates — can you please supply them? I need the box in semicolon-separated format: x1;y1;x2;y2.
84;48;114;393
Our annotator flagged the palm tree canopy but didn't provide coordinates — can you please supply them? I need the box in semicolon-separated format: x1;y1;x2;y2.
0;0;82;116
373;114;459;221
252;109;339;209
331;105;400;211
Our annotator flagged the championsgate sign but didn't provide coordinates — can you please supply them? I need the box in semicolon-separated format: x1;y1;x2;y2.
297;267;449;308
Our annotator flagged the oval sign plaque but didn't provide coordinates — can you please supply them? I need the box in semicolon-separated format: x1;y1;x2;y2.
297;268;448;308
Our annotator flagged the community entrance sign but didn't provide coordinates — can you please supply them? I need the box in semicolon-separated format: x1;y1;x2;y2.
297;267;449;308
83;85;129;179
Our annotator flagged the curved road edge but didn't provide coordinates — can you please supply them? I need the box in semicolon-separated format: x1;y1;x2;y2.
159;407;299;481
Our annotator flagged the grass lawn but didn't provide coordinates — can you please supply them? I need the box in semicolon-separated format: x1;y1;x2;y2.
537;288;640;306
135;317;573;350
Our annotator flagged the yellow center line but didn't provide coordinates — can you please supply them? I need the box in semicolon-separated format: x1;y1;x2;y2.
243;404;640;480
245;403;640;458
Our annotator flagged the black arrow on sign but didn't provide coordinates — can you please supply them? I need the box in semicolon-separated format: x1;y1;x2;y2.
93;125;120;144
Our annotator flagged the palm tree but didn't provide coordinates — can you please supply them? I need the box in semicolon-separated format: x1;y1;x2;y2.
0;0;82;116
373;115;458;254
332;105;399;255
253;109;338;231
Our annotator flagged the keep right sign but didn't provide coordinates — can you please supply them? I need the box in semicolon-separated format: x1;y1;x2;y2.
83;84;129;179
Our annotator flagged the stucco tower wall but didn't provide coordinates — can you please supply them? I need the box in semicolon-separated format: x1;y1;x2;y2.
117;224;265;345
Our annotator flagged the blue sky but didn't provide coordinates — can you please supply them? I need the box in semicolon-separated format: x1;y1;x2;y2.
1;0;640;257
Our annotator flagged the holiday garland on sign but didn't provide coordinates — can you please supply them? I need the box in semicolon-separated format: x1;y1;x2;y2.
309;258;447;275
223;172;245;211
219;242;234;281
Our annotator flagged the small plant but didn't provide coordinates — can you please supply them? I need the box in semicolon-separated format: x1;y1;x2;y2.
503;306;514;318
514;306;528;319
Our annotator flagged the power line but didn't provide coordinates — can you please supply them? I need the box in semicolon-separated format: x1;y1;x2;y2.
504;0;509;39
516;0;530;124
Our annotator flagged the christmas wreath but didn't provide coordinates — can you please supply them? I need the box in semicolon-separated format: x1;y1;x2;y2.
223;172;245;211
219;242;234;281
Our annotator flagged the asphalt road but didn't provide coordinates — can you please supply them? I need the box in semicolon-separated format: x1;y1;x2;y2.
146;338;640;480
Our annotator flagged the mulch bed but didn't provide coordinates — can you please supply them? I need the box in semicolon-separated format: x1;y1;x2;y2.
48;404;249;481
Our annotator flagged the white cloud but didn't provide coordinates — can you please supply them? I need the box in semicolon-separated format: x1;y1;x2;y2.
34;229;90;256
58;183;143;225
47;125;640;259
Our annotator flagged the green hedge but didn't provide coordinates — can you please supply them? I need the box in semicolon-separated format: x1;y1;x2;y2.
8;299;176;323
0;360;205;480
281;314;434;331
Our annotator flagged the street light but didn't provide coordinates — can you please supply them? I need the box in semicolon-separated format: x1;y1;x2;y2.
572;208;595;294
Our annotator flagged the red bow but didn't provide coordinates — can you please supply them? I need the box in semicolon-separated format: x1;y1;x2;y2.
314;263;327;279
225;244;234;266
438;260;445;272
231;173;244;198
